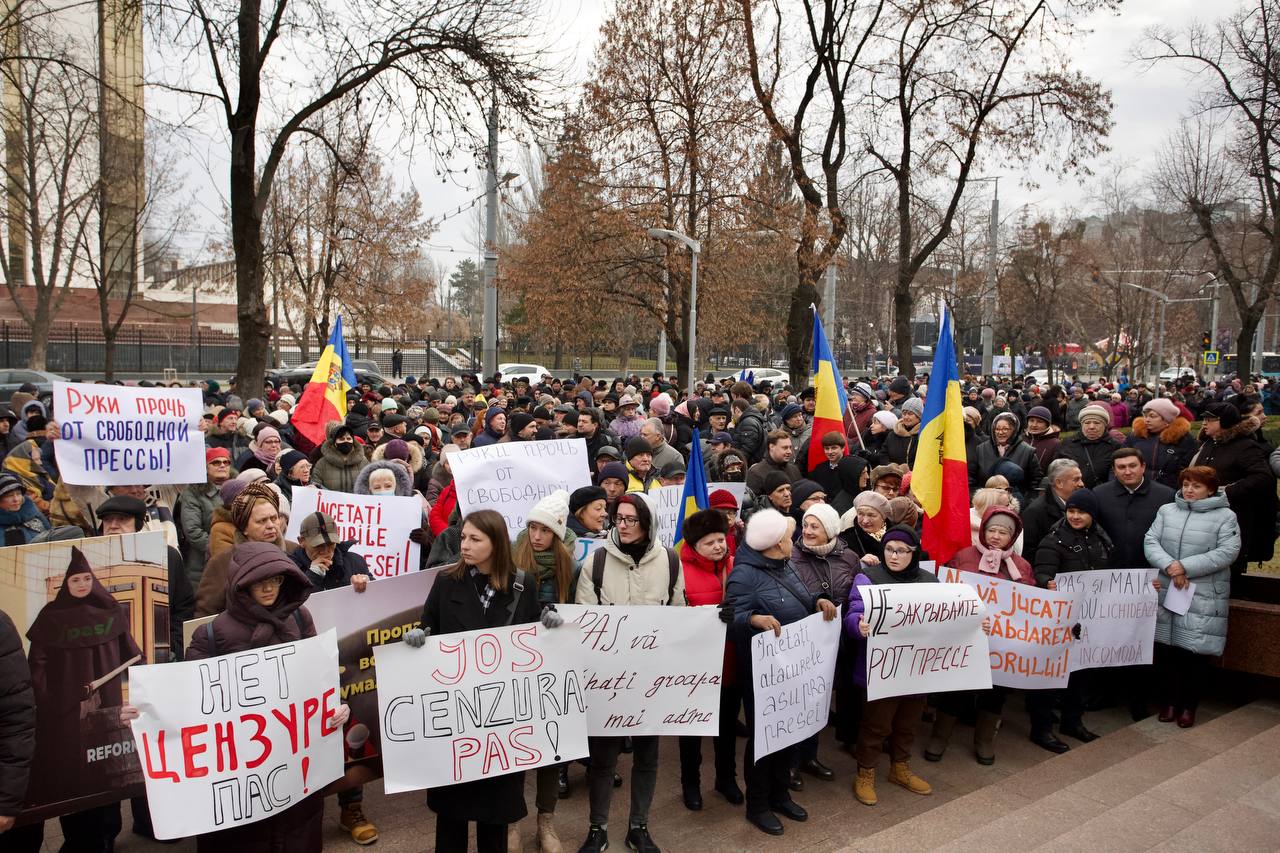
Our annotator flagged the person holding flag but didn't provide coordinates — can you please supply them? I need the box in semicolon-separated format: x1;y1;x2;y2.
289;316;357;454
912;309;971;564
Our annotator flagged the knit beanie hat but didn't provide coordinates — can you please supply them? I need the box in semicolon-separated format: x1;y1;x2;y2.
761;470;791;497
649;393;671;417
0;473;23;499
1079;404;1111;426
790;479;825;507
205;447;231;463
850;382;875;403
598;461;630;485
219;478;249;506
278;450;308;477
745;508;792;551
624;436;652;460
882;524;920;550
1142;397;1180;422
526;489;569;541
682;508;730;548
901;397;924;418
873;411;899;432
1026;406;1052;424
1064;488;1099;517
779;403;804;423
383;439;411;462
852;490;891;519
803;503;841;542
708;488;739;510
510;412;536;435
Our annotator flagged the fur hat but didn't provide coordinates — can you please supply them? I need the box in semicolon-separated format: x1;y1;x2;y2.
682;508;729;548
745;508;792;551
526;489;570;541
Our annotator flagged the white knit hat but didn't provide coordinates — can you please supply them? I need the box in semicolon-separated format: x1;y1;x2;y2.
746;508;792;551
803;503;841;542
527;489;570;541
873;410;898;430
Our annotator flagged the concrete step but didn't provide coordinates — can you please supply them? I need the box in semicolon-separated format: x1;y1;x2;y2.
849;700;1280;853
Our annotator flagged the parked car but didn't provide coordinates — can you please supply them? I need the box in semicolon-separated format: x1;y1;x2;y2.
0;368;66;414
497;363;552;384
268;359;386;389
1158;366;1198;382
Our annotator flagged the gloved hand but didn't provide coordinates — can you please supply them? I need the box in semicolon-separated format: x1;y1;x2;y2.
404;627;429;647
409;527;427;545
541;604;564;629
717;600;734;624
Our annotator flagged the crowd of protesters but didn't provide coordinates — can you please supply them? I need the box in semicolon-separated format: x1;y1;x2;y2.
0;364;1275;852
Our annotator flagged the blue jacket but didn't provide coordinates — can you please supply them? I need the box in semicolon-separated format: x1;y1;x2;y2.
0;495;50;546
725;543;817;653
1144;491;1241;656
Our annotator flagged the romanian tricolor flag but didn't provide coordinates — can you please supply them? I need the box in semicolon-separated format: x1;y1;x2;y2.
291;316;357;451
915;308;970;563
807;309;849;471
673;432;710;551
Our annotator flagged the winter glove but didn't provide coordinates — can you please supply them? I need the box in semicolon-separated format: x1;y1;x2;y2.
540;604;564;629
404;627;429;647
409;527;427;545
717;600;734;624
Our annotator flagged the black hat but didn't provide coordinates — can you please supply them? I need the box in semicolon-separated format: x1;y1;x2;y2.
510;412;536;435
1204;401;1242;430
382;413;408;427
569;485;608;515
659;460;686;478
1064;488;1099;517
889;377;912;396
790;478;825;507
624;436;652;459
532;406;552;420
25;414;47;432
682;508;729;548
97;495;146;532
762;470;791;496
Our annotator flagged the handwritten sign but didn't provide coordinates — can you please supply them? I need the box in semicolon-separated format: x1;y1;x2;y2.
374;624;588;792
572;537;608;565
557;604;725;736
1054;569;1158;670
859;583;991;701
451;439;593;537
645;484;684;547
53;381;205;485
285;487;421;578
128;631;344;839
942;568;1076;689
751;611;841;760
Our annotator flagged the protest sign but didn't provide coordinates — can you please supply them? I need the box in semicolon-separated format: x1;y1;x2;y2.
451;439;593;537
52;381;205;485
572;536;608;565
644;484;684;547
302;569;438;780
557;604;725;736
128;631;344;840
708;481;747;506
285;486;421;578
1054;569;1158;670
859;582;991;701
751;611;841;761
0;532;169;823
375;624;589;792
942;567;1076;689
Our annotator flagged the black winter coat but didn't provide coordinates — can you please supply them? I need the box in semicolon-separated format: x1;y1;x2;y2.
1092;477;1176;569
1189;417;1279;562
1033;519;1115;587
1021;491;1065;562
883;424;920;466
968;437;1042;495
1056;434;1122;488
289;541;372;592
419;569;542;825
0;609;35;817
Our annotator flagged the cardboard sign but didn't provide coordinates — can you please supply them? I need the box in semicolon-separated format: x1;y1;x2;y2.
751;611;841;760
859;583;991;701
1054;569;1158;670
942;567;1076;689
53;381;206;485
557;604;726;736
451;439;593;537
285;486;421;578
128;631;345;840
375;624;589;792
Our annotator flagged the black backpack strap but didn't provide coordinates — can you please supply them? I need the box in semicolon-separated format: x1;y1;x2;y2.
591;548;608;603
505;570;527;626
293;609;304;633
204;621;216;656
666;547;681;605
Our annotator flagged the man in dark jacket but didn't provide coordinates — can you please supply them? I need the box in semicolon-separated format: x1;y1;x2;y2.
1092;449;1175;570
289;512;372;592
1056;404;1120;488
577;409;618;461
1021;459;1084;557
0;608;35;836
745;431;802;496
732;399;769;465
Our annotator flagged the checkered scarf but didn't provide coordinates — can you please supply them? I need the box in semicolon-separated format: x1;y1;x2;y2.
469;566;496;613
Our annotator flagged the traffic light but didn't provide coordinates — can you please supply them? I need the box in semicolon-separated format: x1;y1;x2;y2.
1201;330;1212;351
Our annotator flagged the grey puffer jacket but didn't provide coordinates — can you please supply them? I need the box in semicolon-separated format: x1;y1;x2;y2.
1144;491;1241;656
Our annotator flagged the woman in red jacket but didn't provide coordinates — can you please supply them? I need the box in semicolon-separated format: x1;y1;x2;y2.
677;509;742;811
927;506;1033;766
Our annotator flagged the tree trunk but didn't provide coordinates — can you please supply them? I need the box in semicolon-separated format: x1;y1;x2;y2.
28;300;49;369
670;328;689;392
893;286;914;379
104;329;116;380
786;268;819;389
1235;315;1261;381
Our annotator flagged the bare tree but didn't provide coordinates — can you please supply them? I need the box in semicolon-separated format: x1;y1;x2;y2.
1139;0;1280;380
148;0;551;387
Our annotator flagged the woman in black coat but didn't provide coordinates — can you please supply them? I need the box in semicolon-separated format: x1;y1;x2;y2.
404;509;557;853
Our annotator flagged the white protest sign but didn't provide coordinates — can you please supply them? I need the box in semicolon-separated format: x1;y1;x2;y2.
128;631;344;840
859;583;991;701
285;487;421;578
942;567;1076;689
644;484;684;547
451;439;593;537
709;481;746;506
557;604;725;736
572;537;608;566
1054;569;1158;670
375;624;589;793
752;611;841;761
53;381;205;485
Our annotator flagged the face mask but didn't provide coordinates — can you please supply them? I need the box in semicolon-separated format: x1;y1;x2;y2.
371;485;395;495
336;441;354;454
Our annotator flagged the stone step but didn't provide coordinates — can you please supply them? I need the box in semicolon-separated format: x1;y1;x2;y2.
849;701;1280;853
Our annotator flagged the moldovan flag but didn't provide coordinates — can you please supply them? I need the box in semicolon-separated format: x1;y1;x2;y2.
291;316;357;450
807;308;849;471
673;434;710;551
914;308;970;563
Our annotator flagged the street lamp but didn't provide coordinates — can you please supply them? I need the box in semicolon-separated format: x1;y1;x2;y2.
648;227;701;397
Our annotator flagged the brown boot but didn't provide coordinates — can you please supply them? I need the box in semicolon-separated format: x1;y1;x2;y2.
508;823;523;853
854;766;878;806
536;813;562;853
339;803;379;845
974;710;1000;766
888;761;932;795
924;712;958;761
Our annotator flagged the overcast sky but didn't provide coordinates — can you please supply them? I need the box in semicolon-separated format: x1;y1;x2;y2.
157;0;1241;278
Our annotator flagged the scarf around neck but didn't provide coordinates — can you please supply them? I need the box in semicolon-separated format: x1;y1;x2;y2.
974;541;1021;580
